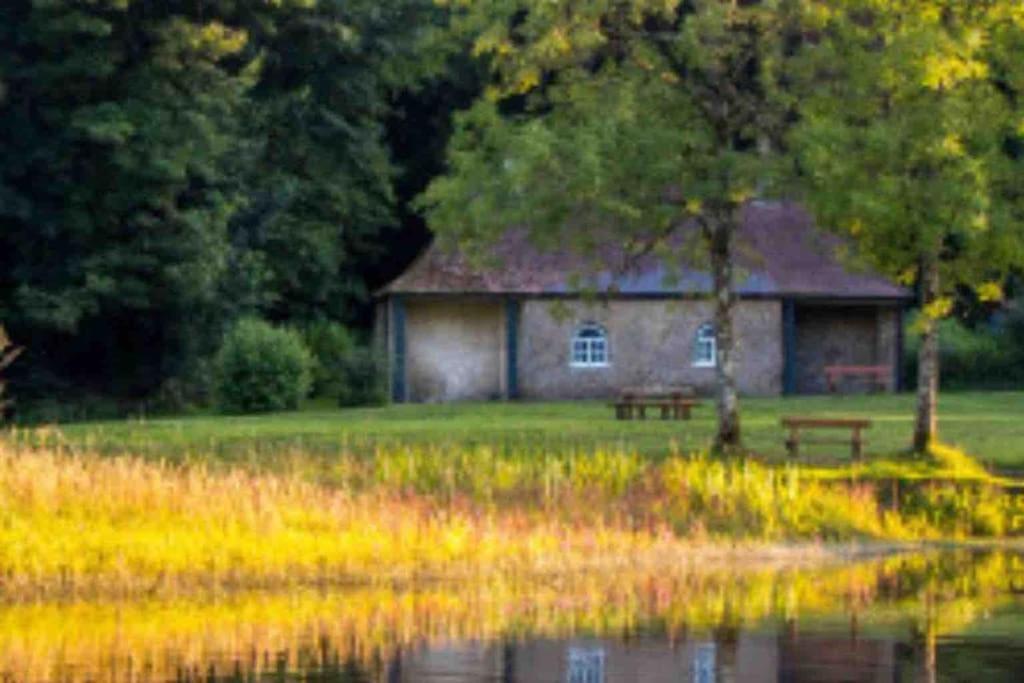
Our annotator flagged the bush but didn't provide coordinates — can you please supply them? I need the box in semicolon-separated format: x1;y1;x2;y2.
301;321;358;399
301;321;386;407
214;318;312;414
336;347;387;407
903;313;1023;390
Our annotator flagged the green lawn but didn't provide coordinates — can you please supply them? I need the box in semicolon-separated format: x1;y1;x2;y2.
23;391;1024;468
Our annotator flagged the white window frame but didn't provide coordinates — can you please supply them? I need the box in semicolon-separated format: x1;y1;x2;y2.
693;323;717;368
570;323;610;368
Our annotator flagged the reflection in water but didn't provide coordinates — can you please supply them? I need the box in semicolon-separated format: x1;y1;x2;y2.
693;642;715;683
0;550;1022;682
567;645;605;683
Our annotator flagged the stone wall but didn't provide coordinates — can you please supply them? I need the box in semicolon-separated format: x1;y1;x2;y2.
793;304;900;394
517;299;783;399
404;299;504;402
395;295;900;401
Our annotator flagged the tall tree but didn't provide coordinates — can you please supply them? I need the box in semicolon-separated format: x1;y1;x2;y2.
791;0;1024;452
0;0;252;398
231;0;448;325
0;0;450;406
420;0;800;452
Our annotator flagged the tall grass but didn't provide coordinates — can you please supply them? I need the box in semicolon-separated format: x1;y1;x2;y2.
0;440;1021;599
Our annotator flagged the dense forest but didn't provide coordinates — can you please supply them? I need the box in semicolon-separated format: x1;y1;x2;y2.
0;0;482;417
2;1;1023;423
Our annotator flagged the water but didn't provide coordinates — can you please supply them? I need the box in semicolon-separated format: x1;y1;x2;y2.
1;549;1022;682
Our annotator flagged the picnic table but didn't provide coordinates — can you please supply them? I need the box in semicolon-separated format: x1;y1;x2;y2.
781;416;872;460
824;365;891;393
610;386;701;420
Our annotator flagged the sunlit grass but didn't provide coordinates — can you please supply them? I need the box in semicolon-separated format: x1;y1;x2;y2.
1;439;1022;600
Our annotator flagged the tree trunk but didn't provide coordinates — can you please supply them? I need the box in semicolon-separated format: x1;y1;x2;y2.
913;257;940;453
708;216;741;453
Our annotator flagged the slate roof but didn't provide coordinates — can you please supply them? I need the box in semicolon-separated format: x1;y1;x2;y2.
381;201;911;301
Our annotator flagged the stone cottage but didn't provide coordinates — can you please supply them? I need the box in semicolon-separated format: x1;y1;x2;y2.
376;202;912;402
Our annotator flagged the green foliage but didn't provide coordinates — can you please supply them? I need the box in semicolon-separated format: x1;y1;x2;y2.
903;313;1024;390
420;0;806;450
0;0;252;400
301;321;386;407
791;1;1024;447
231;0;450;325
0;0;452;407
213;318;312;414
334;348;387;408
421;0;795;255
302;321;359;399
791;2;1024;331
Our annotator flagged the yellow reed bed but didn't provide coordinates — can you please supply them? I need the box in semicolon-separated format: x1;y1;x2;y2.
0;445;685;598
0;441;1020;599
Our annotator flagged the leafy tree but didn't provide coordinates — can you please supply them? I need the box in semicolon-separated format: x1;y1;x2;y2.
0;0;451;406
420;0;801;451
792;1;1024;451
231;0;449;325
0;1;253;399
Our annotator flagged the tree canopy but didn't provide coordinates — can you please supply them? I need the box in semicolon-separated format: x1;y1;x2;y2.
0;0;458;409
791;0;1024;449
420;0;802;450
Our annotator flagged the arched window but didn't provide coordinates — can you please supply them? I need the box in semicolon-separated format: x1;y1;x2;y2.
570;323;609;367
693;323;716;367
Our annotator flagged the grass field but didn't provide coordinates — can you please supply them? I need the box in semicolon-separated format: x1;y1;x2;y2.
27;391;1024;468
3;392;1024;599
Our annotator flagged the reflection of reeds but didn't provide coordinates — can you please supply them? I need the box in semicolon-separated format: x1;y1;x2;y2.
0;551;1018;682
0;442;1021;599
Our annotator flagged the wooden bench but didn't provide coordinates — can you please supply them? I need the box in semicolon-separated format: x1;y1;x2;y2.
611;387;700;420
781;417;872;460
824;365;891;393
611;398;700;420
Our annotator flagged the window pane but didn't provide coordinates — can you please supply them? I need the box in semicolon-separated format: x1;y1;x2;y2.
571;325;609;366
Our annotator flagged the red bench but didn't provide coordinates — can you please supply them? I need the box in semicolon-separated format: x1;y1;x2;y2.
824;365;891;393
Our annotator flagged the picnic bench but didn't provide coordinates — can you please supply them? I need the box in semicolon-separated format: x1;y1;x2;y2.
781;416;872;460
824;365;891;393
611;387;701;421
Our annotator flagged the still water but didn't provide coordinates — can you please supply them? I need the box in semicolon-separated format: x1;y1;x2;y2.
1;549;1022;682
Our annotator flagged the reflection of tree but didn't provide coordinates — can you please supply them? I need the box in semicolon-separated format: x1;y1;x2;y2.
912;593;937;683
386;645;403;683
502;640;516;683
713;621;739;683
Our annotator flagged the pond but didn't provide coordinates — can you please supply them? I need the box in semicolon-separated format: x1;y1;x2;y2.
1;549;1022;682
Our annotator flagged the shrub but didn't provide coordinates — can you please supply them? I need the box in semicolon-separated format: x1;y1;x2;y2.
301;321;386;407
336;347;387;407
301;321;358;399
214;318;312;414
903;313;1020;390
